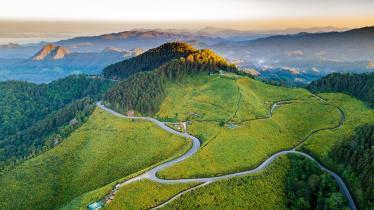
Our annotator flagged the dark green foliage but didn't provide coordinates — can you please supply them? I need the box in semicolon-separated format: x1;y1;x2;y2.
0;98;96;170
104;43;237;115
105;72;166;114
286;154;348;210
103;42;196;80
0;75;111;168
307;72;374;107
330;124;374;209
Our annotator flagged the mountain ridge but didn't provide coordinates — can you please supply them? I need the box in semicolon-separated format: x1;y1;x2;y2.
32;44;70;61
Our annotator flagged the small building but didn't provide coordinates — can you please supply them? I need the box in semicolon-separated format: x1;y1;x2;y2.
88;202;102;210
127;110;135;117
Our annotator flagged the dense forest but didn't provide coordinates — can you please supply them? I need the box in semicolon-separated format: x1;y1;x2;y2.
104;44;237;114
103;42;196;80
307;72;374;107
286;155;348;210
0;75;112;169
330;124;374;209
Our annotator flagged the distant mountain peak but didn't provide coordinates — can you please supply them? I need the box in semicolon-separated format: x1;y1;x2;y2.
32;44;70;61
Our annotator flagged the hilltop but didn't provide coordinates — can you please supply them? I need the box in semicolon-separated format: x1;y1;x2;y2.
103;42;237;113
103;42;196;80
32;44;70;61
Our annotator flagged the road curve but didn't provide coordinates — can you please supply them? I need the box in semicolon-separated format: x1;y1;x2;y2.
96;101;357;210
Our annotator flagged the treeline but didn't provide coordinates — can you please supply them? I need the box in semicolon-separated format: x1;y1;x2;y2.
307;72;374;107
286;154;348;210
104;47;237;114
0;75;112;168
330;124;373;209
0;98;96;170
103;42;196;80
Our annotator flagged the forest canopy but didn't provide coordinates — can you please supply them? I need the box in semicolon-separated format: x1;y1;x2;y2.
0;75;112;169
307;72;374;107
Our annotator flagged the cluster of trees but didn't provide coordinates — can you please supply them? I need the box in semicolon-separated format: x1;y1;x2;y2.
286;155;348;210
103;42;196;80
104;46;237;114
0;75;111;169
330;124;373;209
307;72;374;107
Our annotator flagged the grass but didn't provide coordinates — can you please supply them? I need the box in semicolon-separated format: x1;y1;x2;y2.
301;93;374;160
301;93;374;208
0;108;190;210
156;75;341;178
162;154;348;210
105;180;197;210
163;155;291;209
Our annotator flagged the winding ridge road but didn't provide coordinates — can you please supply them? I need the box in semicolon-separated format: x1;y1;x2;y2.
96;101;357;210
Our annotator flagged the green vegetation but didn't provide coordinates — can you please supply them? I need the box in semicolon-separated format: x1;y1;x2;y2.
163;155;291;209
286;154;348;210
163;154;347;209
0;75;111;167
330;124;373;209
308;72;374;107
103;42;196;80
301;93;374;209
157;75;340;178
0;98;96;171
0;108;190;210
106;180;196;210
104;44;236;115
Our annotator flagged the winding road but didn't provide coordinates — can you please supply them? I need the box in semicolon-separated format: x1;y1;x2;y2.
96;101;357;210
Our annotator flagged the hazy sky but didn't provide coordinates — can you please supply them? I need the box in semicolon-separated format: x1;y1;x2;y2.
0;0;373;41
1;0;374;22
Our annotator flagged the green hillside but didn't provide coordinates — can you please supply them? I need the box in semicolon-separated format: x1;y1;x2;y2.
1;42;372;209
302;93;374;209
307;72;374;107
99;43;371;208
104;45;237;114
0;75;112;169
162;155;347;209
157;74;341;178
0;108;190;209
103;42;196;80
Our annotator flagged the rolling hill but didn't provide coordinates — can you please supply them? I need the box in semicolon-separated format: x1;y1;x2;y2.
0;42;372;210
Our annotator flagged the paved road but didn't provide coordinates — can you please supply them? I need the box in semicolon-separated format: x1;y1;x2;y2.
96;101;357;210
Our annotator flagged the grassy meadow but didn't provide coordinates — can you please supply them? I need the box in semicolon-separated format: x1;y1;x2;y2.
157;75;341;178
301;93;374;208
162;154;348;210
0;108;190;210
163;155;291;209
105;180;197;210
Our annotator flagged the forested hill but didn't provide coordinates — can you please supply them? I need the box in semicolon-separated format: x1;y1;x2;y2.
330;124;374;209
104;43;237;114
307;72;374;107
103;42;196;80
0;75;112;168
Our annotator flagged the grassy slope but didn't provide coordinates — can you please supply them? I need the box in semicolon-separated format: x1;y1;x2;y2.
162;154;348;210
301;93;374;208
0;108;190;210
157;75;341;178
105;180;196;210
163;155;291;209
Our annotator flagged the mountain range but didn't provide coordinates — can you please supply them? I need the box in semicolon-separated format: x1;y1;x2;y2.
0;26;373;84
